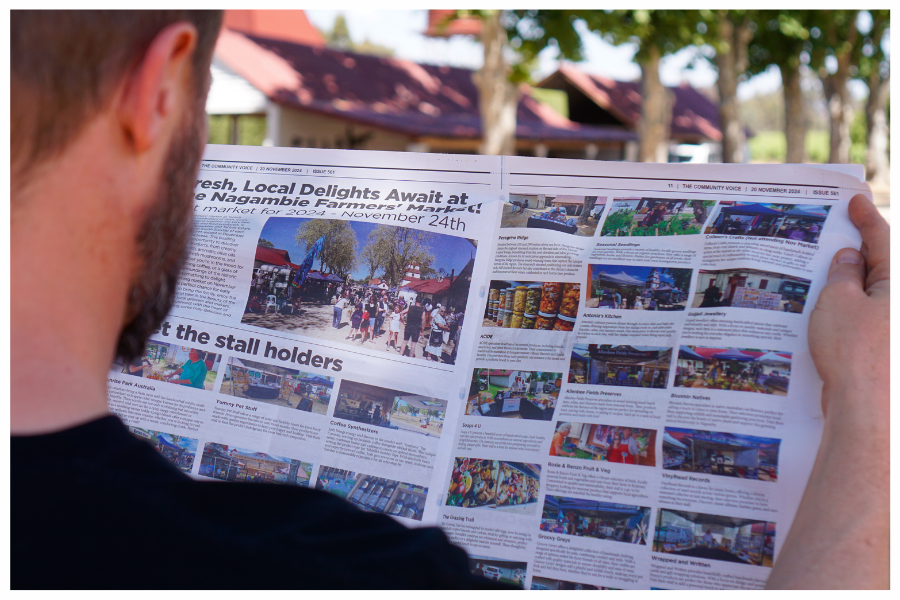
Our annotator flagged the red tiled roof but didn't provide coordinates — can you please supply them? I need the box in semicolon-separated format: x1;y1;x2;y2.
545;65;722;142
255;245;298;269
407;278;453;295
215;30;636;143
223;10;324;47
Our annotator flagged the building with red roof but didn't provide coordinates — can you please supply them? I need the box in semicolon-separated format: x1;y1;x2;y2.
208;14;635;157
535;65;724;160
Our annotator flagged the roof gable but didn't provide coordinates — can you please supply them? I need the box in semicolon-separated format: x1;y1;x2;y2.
542;65;722;142
214;30;635;143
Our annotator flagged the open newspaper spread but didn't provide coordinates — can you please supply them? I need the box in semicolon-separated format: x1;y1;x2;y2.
107;146;869;590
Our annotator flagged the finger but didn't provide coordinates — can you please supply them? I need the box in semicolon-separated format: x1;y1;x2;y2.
848;195;890;288
825;247;867;291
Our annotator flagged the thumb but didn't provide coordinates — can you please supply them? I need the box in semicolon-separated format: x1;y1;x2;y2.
825;247;866;290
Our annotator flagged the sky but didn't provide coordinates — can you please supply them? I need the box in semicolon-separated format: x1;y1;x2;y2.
258;217;477;281
306;9;874;101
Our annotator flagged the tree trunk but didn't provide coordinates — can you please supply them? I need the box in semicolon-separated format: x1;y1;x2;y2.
638;46;672;163
780;62;807;163
715;13;753;163
865;72;890;184
824;72;854;164
578;196;597;225
824;15;858;164
475;11;518;156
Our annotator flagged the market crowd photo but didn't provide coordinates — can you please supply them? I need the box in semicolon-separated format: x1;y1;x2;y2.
242;217;476;364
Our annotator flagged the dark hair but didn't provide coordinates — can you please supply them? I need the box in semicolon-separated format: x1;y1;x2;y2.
12;10;223;184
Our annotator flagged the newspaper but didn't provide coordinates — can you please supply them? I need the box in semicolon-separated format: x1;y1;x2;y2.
107;145;869;590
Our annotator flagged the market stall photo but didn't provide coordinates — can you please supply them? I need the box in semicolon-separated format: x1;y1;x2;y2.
333;380;447;437
654;509;775;567
693;267;812;313
585;264;691;311
674;346;792;395
540;495;652;545
466;369;561;421
197;442;312;486
482;280;581;333
222;357;334;413
550;422;657;466
446;457;541;514
315;466;428;521
569;344;673;388
663;427;780;481
705;201;831;243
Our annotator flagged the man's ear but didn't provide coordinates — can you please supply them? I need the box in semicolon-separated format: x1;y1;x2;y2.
117;22;199;154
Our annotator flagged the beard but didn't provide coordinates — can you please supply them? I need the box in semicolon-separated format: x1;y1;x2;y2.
115;100;206;362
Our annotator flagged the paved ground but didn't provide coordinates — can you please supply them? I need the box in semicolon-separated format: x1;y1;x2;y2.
242;303;458;364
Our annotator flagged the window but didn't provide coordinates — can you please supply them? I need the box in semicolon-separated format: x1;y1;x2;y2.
759;279;769;290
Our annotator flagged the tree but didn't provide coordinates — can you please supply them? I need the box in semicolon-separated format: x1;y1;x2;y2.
258;239;275;249
359;225;435;289
584;11;703;162
699;10;758;163
747;11;817;163
812;10;860;164
323;13;395;57
858;10;890;184
294;220;357;278
578;196;598;225
438;10;586;155
662;268;693;293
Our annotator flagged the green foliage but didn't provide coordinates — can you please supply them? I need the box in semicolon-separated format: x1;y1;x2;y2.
600;209;635;236
294;220;358;277
206;115;266;146
582;10;704;61
748;131;787;162
258;239;275;249
207;115;231;145
805;131;830;163
359;225;435;289
529;88;568;118
446;10;587;83
662;268;692;292
750;130;866;164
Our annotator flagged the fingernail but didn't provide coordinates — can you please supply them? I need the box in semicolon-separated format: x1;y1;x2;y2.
836;249;862;264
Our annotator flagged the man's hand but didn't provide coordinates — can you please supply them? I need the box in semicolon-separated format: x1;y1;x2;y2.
767;194;889;589
808;194;889;418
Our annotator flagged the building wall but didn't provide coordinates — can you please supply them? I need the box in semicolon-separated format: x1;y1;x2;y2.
275;107;413;151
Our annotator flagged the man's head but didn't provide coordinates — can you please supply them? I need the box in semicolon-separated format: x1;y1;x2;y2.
12;11;223;362
188;349;206;363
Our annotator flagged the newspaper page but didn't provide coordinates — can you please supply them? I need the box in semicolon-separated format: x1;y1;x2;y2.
436;156;868;590
107;145;501;526
106;146;870;590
